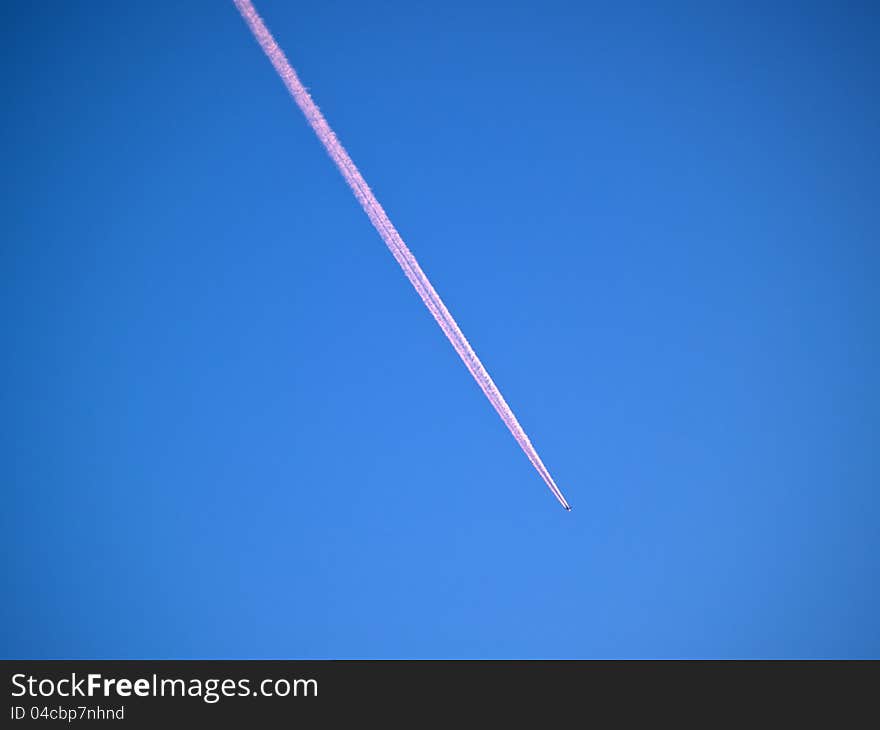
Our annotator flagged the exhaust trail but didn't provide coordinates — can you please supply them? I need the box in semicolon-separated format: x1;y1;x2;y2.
233;0;571;511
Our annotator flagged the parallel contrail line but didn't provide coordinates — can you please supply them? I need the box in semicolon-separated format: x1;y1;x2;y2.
233;0;571;510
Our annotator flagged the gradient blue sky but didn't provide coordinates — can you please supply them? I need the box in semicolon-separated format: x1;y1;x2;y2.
3;0;878;658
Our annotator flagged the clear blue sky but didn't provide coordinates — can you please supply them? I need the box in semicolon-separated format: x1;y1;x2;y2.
3;0;878;658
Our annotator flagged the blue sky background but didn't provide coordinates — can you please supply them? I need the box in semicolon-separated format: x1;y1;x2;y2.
3;0;878;658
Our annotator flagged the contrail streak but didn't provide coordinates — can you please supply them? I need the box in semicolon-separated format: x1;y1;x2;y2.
233;0;571;511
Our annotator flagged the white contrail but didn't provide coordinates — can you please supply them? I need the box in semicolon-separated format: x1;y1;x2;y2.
234;0;571;510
